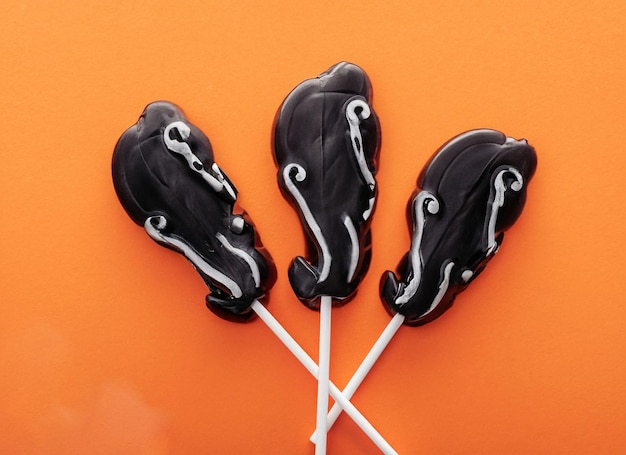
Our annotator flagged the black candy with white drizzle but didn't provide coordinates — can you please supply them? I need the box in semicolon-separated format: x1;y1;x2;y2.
381;129;537;326
112;101;276;322
272;62;381;309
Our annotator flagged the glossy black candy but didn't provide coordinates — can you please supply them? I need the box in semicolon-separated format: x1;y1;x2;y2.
380;129;537;326
272;62;381;309
112;101;276;322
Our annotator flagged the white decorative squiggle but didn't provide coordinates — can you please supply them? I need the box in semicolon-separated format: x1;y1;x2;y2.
342;215;360;283
486;167;524;254
419;261;455;319
395;191;440;306
215;233;261;287
283;163;332;282
163;121;237;201
144;216;243;298
346;99;376;220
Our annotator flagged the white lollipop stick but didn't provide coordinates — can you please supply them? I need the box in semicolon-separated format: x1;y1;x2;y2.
250;300;398;455
315;295;332;454
311;313;405;443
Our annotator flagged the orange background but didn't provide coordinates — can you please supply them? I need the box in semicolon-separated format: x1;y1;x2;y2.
2;1;625;453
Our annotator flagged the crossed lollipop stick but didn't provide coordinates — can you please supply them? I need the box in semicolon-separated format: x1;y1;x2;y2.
250;299;397;454
310;312;405;444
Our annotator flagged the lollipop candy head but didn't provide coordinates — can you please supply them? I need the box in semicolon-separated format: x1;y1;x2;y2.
273;62;381;309
112;101;276;321
381;129;537;326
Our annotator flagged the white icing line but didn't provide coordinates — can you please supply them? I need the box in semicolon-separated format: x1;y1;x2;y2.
342;215;360;283
283;163;332;282
216;232;261;287
346;99;376;220
250;300;399;454
144;216;243;298
419;261;455;318
163;121;236;200
211;162;237;202
487;167;524;254
395;191;440;306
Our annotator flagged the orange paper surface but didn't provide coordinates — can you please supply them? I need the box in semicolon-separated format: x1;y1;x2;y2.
2;1;625;453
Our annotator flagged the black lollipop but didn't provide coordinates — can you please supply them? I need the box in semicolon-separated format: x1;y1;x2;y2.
272;62;383;453
382;128;537;325
316;128;537;434
273;61;381;309
112;101;276;321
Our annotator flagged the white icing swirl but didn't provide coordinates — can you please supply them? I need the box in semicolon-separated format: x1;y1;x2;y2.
346;99;376;220
486;167;524;254
395;191;440;306
283;163;332;283
144;216;243;298
163;121;237;201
